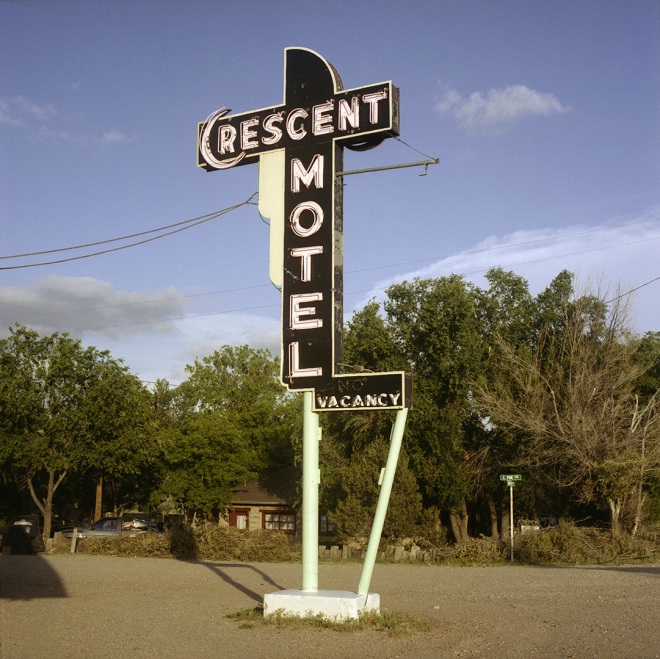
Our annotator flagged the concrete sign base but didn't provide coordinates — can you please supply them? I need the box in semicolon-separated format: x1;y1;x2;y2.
263;589;380;621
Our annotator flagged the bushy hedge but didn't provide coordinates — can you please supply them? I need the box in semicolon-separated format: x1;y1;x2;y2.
57;524;299;562
51;521;657;565
168;524;299;562
515;521;659;565
449;535;507;564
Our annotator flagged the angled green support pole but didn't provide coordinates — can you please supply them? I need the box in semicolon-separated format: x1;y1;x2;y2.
357;407;408;596
302;390;320;591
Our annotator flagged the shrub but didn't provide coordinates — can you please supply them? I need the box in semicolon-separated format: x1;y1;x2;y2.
414;507;448;549
450;535;505;565
515;520;659;565
183;524;298;562
63;523;299;562
74;533;171;557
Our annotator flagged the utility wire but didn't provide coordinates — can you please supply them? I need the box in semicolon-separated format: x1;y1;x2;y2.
3;217;659;326
604;276;660;304
60;266;660;335
10;235;659;335
393;136;437;161
2;136;435;261
0;205;242;259
0;193;258;270
342;236;660;298
0;284;270;323
69;302;280;333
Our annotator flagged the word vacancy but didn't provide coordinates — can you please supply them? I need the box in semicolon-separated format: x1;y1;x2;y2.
198;48;411;411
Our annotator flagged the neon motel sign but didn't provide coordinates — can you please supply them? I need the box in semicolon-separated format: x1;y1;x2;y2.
198;48;411;411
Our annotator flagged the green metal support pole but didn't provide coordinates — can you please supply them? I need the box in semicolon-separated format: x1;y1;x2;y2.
302;390;320;591
357;407;408;596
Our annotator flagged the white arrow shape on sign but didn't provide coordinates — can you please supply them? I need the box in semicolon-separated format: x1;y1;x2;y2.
258;150;286;288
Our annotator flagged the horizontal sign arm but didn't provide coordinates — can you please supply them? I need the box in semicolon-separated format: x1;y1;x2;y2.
336;158;439;177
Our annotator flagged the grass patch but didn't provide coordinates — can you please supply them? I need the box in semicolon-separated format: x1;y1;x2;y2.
226;605;430;636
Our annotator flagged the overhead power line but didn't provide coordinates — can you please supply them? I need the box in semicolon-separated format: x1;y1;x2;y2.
0;193;258;271
5;236;659;335
3;217;659;328
57;271;660;335
604;276;660;304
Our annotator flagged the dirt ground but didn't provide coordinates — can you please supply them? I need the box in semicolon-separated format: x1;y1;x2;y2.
1;554;659;659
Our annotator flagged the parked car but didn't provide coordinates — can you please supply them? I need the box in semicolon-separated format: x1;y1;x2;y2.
66;516;161;539
49;518;76;537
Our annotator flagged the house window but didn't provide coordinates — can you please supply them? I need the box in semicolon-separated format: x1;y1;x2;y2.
229;508;250;530
320;515;336;534
261;510;296;534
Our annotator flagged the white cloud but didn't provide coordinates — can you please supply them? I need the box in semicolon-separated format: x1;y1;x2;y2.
0;95;57;125
352;212;660;335
31;125;133;145
33;125;73;141
436;84;570;133
0;275;189;340
0;275;280;384
1;95;132;145
83;313;280;385
12;95;57;121
100;130;133;144
3;214;658;385
0;98;21;125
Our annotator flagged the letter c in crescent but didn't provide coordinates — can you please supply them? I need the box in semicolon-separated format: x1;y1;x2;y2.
199;107;246;169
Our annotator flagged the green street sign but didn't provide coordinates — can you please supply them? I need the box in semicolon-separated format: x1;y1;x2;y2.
500;474;522;481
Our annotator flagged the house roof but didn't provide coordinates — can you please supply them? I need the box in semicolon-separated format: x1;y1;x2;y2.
231;466;300;506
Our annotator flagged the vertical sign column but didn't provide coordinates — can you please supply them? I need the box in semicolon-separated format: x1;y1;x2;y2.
284;139;337;388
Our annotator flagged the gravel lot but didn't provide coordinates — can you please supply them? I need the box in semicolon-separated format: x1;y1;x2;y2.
1;554;659;658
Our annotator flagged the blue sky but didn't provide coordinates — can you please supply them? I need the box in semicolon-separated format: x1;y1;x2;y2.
1;1;659;385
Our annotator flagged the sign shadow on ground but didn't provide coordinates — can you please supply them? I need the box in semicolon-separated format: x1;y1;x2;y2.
200;562;287;603
0;556;68;600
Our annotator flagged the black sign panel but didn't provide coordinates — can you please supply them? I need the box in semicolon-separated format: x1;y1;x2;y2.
198;48;411;410
314;372;412;412
197;80;399;171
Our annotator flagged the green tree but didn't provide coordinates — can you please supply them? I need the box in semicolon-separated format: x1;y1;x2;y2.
477;293;660;533
157;412;259;520
342;300;407;373
0;326;138;539
328;269;658;543
631;332;660;531
328;435;423;545
470;268;546;536
82;360;155;519
156;345;296;520
635;332;660;404
318;299;425;543
533;269;574;338
385;275;484;542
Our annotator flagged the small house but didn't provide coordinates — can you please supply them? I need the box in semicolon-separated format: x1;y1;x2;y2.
229;467;299;535
229;466;337;539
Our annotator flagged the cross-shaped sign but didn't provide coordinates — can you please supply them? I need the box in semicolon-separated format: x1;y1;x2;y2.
198;48;410;411
198;46;416;611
